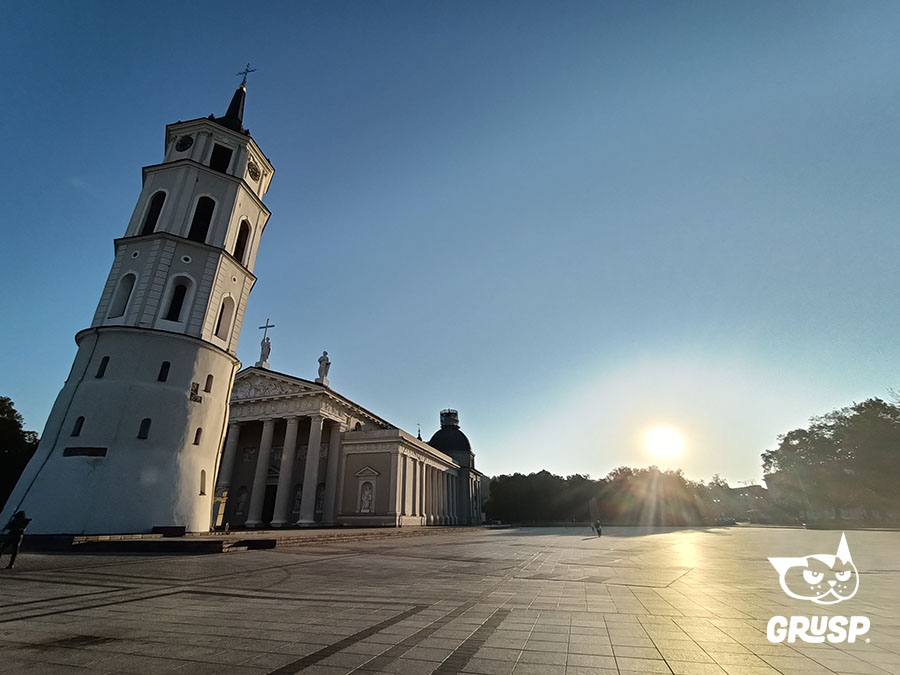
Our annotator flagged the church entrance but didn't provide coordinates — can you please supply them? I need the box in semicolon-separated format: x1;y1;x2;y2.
262;484;277;525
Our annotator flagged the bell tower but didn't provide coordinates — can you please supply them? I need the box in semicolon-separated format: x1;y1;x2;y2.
2;83;274;534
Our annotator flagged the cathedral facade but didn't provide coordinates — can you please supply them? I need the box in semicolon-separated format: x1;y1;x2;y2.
214;366;485;529
3;81;484;535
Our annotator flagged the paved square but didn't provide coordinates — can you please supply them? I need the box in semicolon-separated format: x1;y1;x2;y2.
0;527;897;674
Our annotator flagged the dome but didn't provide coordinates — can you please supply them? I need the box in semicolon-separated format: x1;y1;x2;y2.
428;426;471;455
427;408;471;456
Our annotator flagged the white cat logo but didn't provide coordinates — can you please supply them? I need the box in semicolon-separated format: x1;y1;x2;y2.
768;533;859;605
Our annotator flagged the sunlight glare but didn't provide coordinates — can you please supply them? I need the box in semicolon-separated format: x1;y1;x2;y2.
645;426;685;460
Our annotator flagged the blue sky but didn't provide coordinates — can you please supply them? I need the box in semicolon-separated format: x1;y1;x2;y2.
4;1;900;483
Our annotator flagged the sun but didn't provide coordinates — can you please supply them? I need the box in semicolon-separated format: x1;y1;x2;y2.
645;426;685;459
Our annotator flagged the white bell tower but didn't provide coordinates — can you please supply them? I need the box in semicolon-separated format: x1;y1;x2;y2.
2;82;274;534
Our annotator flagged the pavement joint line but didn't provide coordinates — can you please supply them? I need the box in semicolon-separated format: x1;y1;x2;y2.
264;605;428;675
432;607;512;675
0;586;133;612
0;588;189;624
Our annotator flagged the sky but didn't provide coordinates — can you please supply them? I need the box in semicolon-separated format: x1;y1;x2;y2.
3;1;900;484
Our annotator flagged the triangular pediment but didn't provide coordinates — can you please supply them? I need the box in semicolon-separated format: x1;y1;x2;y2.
231;369;320;402
355;466;380;478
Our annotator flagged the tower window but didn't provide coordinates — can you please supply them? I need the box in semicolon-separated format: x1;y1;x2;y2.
164;280;190;322
140;191;166;236
157;361;170;382
137;418;152;439
96;356;109;378
204;374;214;393
188;197;215;243
200;469;207;495
209;144;233;173
214;296;235;340
233;221;251;264
108;273;136;319
71;416;85;437
193;428;203;445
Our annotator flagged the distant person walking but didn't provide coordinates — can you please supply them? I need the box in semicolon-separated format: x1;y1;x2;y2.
0;510;32;569
593;519;602;538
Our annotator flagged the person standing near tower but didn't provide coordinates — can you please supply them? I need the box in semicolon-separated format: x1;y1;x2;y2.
0;511;31;569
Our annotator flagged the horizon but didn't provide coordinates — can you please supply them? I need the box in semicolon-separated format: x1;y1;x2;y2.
4;2;900;484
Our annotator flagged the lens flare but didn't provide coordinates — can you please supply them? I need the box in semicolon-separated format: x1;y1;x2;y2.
645;426;684;459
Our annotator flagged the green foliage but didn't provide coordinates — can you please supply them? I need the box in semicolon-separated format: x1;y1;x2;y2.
762;398;900;521
0;397;38;511
484;466;714;525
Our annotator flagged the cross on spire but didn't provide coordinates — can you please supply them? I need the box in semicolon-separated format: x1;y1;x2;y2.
236;62;257;87
258;318;275;340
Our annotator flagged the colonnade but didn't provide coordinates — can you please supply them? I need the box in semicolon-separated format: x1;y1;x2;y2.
396;454;459;525
216;414;341;527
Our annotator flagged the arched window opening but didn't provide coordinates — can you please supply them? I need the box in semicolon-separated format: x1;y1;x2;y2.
200;470;207;496
140;191;166;236
108;273;136;319
204;374;214;393
164;280;189;322
71;416;85;437
137;418;152;439
209;144;233;173
96;356;109;378
214;296;235;340
157;361;170;382
233;221;251;264
187;197;215;243
354;422;362;431
193;428;202;445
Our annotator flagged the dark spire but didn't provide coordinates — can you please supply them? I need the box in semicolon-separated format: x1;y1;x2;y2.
212;85;247;134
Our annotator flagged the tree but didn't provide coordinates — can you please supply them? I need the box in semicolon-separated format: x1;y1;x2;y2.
0;397;39;511
762;398;900;521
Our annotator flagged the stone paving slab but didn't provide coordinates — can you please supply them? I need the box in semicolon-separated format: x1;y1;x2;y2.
0;527;897;674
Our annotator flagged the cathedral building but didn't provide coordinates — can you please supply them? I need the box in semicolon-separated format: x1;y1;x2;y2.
2;81;484;534
215;361;485;529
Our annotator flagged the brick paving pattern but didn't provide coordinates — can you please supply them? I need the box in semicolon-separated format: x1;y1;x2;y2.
0;527;897;674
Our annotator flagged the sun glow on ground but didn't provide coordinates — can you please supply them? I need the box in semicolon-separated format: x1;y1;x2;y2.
645;426;685;460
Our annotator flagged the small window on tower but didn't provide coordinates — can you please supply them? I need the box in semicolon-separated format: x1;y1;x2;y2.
108;273;136;319
164;281;189;321
157;361;170;382
193;428;203;445
200;470;207;495
214;296;235;340
204;374;214;392
140;191;166;236
233;221;251;264
188;197;215;243
209;144;233;173
96;356;109;378
137;418;152;439
71;416;85;437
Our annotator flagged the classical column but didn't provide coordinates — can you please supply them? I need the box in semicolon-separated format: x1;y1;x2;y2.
245;419;276;528
436;470;443;525
298;415;323;525
441;471;447;525
424;464;434;525
418;460;425;522
271;416;300;527
388;452;399;519
212;421;241;528
453;475;459;525
410;460;417;516
400;455;407;516
428;466;439;525
216;422;241;491
323;422;342;525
